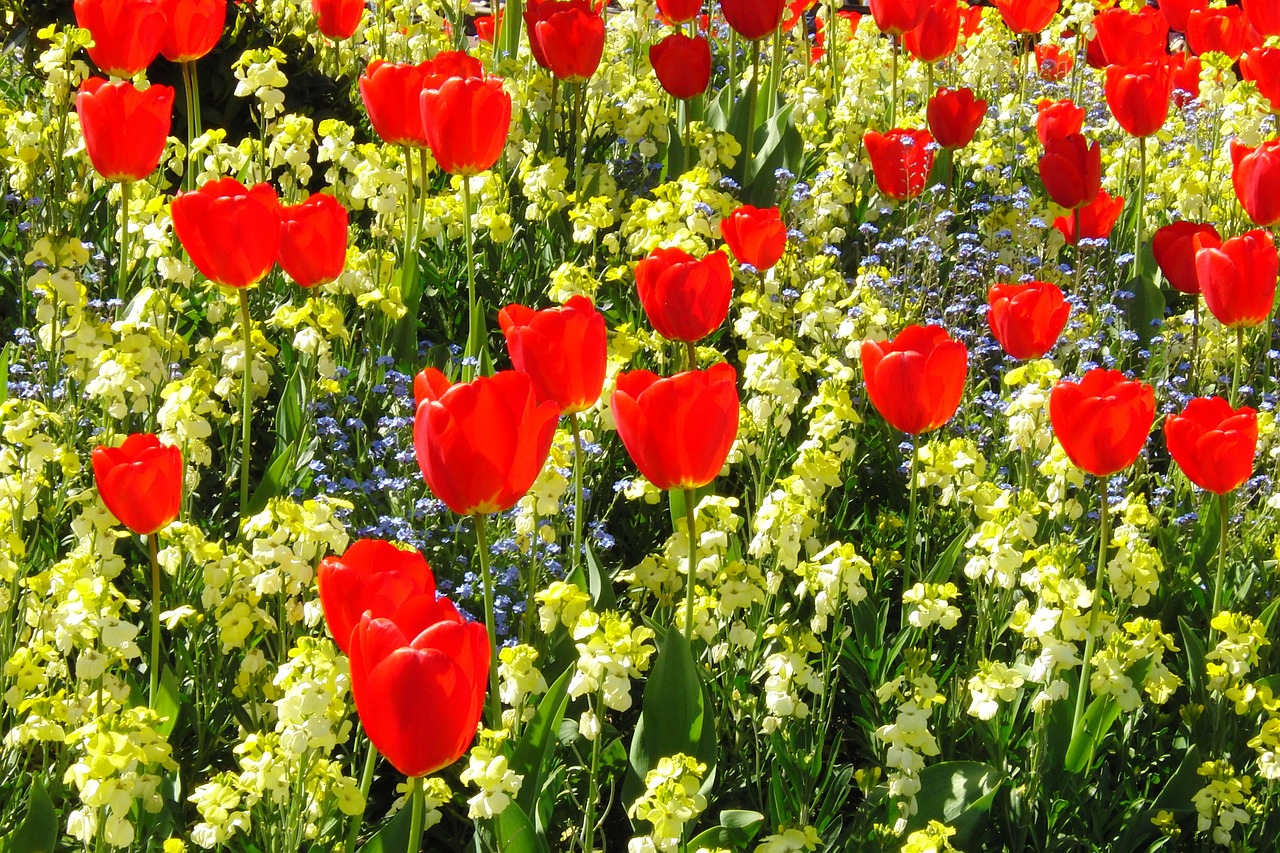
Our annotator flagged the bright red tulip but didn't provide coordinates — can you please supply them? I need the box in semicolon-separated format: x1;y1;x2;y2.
1159;0;1207;33
611;363;739;491
1033;43;1074;81
74;0;165;78
159;0;226;63
1053;189;1124;245
634;247;734;343
720;0;787;39
498;295;608;414
1194;229;1279;329
348;607;489;778
867;0;930;35
782;0;818;32
278;193;348;288
359;61;431;148
1093;6;1169;66
1230;139;1280;228
958;3;983;39
1035;98;1085;146
1165;397;1258;495
413;369;559;516
720;205;787;271
987;281;1071;361
318;539;460;655
1038;133;1101;210
420;74;512;176
311;0;363;39
1049;369;1154;477
926;87;986;150
1170;52;1203;108
525;0;606;81
421;50;485;87
903;0;960;63
1152;221;1220;295
990;0;1058;34
649;33;712;100
1185;6;1246;57
76;78;174;183
92;433;183;535
657;0;702;25
1105;59;1173;138
1244;0;1280;38
864;128;935;201
1241;47;1280;110
475;13;499;42
171;178;281;288
861;324;968;436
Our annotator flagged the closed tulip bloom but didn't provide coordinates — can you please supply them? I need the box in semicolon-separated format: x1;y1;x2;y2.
413;369;559;516
987;281;1071;361
657;0;702;25
159;0;226;63
1230;140;1280;228
498;295;608;414
348;607;489;779
74;0;165;78
864;128;935;201
721;0;787;40
1039;133;1101;210
1034;43;1074;81
1185;6;1246;57
1170;52;1203;108
1165;397;1258;495
1104;60;1173;138
420;74;512;176
360;61;430;148
867;0;930;35
861;324;968;436
278;193;348;288
1194;229;1279;329
171;178;281;288
1053;189;1124;245
1049;369;1154;477
475;13;499;42
525;0;606;81
990;0;1058;34
635;247;734;343
1244;0;1280;38
927;87;986;150
92;433;183;535
1034;98;1085;146
1240;48;1280;110
1159;0;1207;33
311;0;364;39
1152;220;1220;295
1093;6;1169;66
649;33;712;100
611;363;739;491
720;205;787;271
76;78;174;183
903;0;959;64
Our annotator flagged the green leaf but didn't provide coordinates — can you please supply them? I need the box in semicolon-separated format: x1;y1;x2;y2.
512;665;573;818
1065;659;1153;774
356;802;412;853
1111;745;1203;853
902;761;1002;847
1118;271;1164;349
0;778;57;853
491;801;545;853
583;543;616;612
686;810;765;849
276;364;306;447
154;666;182;738
245;439;301;516
0;342;12;405
1178;616;1207;698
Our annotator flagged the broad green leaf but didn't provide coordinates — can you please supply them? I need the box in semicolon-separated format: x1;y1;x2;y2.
0;342;12;405
245;439;300;516
0;779;57;853
356;802;411;853
583;543;616;612
513;665;573;818
154;666;182;738
903;761;1001;847
1065;659;1153;774
686;810;765;849
492;801;544;853
1178;616;1206;697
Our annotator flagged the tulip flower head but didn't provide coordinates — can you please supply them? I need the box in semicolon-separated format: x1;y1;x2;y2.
171;178;282;288
903;0;960;64
1038;133;1102;210
720;0;787;40
420;73;512;176
1194;229;1279;329
1054;190;1125;245
649;33;712;100
498;295;608;414
1160;0;1208;33
1230;139;1280;228
864;128;935;201
720;205;787;271
525;0;607;80
1093;6;1170;66
867;0;930;36
990;0;1059;34
159;0;226;63
1244;0;1280;38
74;0;165;78
861;325;968;436
76;78;174;183
1241;48;1280;111
1185;6;1246;57
360;60;432;148
311;0;364;39
926;87;987;150
1165;397;1258;495
1152;221;1220;295
92;433;183;535
657;0;702;25
987;281;1071;361
634;247;734;343
278;193;349;288
1105;59;1173;138
1049;369;1155;477
1034;43;1074;82
1035;98;1085;147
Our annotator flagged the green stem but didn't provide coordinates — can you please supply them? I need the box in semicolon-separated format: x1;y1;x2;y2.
117;180;132;306
570;413;586;579
1212;491;1229;618
1135;135;1147;269
1231;326;1245;405
1191;299;1200;397
238;287;254;519
417;148;430;243
890;34;898;129
403;145;417;253
147;532;162;707
462;177;480;380
343;738;379;852
684;487;698;643
572;81;587;190
745;39;761;184
181;63;197;191
1072;478;1111;740
406;775;425;853
684;341;697;372
904;439;920;589
581;692;604;853
473;513;503;728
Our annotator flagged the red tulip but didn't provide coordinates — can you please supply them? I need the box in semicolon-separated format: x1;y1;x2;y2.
348;607;489;778
1159;0;1207;34
1185;6;1246;57
1033;43;1074;82
420;74;512;176
1170;52;1203;108
782;0;818;32
1194;229;1279;329
1093;7;1169;66
525;0;606;81
657;0;702;25
1053;189;1124;245
318;539;460;655
720;0;787;39
1105;59;1173;138
497;295;608;414
864;128;935;201
720;204;787;270
1230;139;1280;228
958;4;983;39
990;0;1058;34
278;193;348;288
611;363;739;491
903;0;960;64
76;78;174;183
634;247;734;343
74;0;165;78
867;0;930;36
1035;98;1085;147
1049;369;1154;477
861;324;968;436
649;33;712;100
1039;133;1101;210
359;61;431;148
1165;397;1258;495
311;0;363;39
987;281;1071;361
1244;0;1280;38
92;433;183;535
1241;48;1280;110
171;178;281;288
421;50;485;87
159;0;226;63
1152;221;1220;295
926;87;986;150
413;369;559;516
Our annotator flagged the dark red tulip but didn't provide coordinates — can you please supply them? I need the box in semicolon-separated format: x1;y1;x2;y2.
861;324;968;436
1053;189;1124;245
1035;98;1085;146
171;178;281;288
987;281;1071;361
525;0;606;81
903;0;960;64
497;295;608;414
92;434;183;535
475;13;499;42
634;247;734;343
159;0;226;63
1104;59;1173;138
867;0;930;36
1186;6;1247;57
1039;133;1101;210
420;74;512;176
1194;229;1279;329
76;78;174;183
1241;47;1280;110
1152;221;1220;295
657;0;702;25
74;0;165;78
649;33;712;100
1230;139;1280;228
864;128;935;201
359;61;432;148
1165;397;1258;495
311;0;363;39
1049;369;1154;477
612;364;739;491
1093;6;1169;66
1160;0;1207;34
926;87;986;150
1244;0;1280;38
720;0;787;39
278;193;348;288
1034;43;1074;82
990;0;1058;34
720;204;787;270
